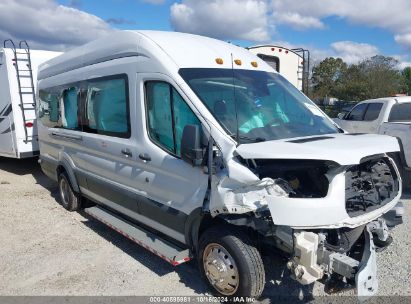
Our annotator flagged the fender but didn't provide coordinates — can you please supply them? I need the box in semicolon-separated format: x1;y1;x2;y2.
58;152;80;193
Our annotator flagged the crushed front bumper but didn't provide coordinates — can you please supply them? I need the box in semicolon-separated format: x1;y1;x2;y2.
356;226;378;298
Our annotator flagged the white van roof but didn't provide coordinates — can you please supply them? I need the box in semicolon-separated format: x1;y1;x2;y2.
38;30;273;80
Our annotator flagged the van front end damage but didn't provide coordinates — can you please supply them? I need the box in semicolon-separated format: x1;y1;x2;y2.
207;149;403;297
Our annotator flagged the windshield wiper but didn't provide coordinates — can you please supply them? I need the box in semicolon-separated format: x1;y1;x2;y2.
229;134;266;143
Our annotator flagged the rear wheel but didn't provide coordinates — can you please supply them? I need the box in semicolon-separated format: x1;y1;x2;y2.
58;172;80;211
198;225;265;299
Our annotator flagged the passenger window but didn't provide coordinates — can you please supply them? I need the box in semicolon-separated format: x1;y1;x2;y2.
61;87;79;130
346;103;367;121
145;82;174;153
388;103;411;122
145;81;201;156
172;89;201;155
85;76;130;138
363;103;383;121
38;89;61;128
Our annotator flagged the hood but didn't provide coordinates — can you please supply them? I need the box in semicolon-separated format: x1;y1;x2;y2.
235;133;400;165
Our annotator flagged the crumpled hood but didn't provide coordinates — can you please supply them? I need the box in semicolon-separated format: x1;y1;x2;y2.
235;133;400;165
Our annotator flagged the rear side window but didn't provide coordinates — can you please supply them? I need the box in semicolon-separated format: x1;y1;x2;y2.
346;103;367;121
38;89;62;128
145;81;201;157
84;76;130;138
61;87;80;130
388;103;411;122
363;103;383;121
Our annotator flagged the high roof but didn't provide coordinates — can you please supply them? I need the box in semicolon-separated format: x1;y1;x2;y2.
38;30;273;80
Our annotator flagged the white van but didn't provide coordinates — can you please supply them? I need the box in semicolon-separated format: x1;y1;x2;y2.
0;40;60;158
37;31;403;299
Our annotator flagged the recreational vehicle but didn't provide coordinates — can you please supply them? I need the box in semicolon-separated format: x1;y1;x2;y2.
37;31;403;299
247;45;310;94
0;40;60;158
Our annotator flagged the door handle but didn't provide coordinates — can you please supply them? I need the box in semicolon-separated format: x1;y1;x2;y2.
139;153;151;162
121;148;133;158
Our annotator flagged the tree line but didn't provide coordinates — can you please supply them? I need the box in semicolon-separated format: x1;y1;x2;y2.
310;55;411;103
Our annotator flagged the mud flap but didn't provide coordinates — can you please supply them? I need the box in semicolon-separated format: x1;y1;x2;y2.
356;227;378;299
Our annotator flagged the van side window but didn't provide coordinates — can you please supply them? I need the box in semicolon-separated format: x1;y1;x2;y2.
145;81;201;157
38;89;62;128
61;87;79;130
84;76;130;138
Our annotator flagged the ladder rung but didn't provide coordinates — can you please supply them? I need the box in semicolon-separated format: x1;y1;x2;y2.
18;70;32;72
15;58;29;62
20;92;34;94
19;75;32;78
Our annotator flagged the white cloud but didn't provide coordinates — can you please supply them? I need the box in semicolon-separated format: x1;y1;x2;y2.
269;0;411;49
274;12;324;30
395;33;411;49
0;0;113;51
331;41;379;64
170;0;271;42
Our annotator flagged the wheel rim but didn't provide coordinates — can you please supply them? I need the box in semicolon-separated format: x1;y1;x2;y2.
59;177;70;207
203;243;239;295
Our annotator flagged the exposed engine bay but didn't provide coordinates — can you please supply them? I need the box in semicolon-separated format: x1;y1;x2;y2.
206;144;403;297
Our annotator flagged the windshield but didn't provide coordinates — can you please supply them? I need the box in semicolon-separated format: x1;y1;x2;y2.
179;68;339;144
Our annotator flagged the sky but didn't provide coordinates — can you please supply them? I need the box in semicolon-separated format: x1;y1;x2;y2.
0;0;410;68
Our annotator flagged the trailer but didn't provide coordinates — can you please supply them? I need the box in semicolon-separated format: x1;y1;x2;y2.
247;45;310;94
0;40;61;158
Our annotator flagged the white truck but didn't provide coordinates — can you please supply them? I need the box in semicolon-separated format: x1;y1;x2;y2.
0;40;60;158
247;45;310;94
335;97;411;187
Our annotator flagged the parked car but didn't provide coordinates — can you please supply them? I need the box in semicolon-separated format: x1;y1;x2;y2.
335;97;411;187
37;30;403;299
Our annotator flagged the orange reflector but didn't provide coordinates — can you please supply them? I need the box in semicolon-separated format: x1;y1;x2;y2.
215;58;224;65
251;61;258;67
234;59;242;66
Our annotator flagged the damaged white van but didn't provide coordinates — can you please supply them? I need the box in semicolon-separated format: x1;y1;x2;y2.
37;31;404;299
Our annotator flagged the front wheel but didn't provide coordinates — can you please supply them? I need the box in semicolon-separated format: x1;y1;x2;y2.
198;225;265;299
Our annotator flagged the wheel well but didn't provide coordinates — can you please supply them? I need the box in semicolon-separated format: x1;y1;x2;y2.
56;165;66;176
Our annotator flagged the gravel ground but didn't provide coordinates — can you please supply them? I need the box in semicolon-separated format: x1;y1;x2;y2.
0;157;410;301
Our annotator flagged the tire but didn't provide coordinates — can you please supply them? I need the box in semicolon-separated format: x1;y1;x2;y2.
58;172;80;211
198;225;265;299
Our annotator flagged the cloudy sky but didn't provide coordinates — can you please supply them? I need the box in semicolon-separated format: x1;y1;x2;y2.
1;0;410;68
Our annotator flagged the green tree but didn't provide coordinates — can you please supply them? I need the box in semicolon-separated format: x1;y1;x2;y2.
336;55;405;101
311;57;347;101
402;67;411;95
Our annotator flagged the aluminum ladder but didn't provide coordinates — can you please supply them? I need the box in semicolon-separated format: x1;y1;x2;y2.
3;39;36;143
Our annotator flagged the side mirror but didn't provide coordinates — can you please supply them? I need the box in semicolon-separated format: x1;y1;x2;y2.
337;113;345;120
181;124;203;166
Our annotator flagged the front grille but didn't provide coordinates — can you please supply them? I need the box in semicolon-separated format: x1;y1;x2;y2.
345;157;399;217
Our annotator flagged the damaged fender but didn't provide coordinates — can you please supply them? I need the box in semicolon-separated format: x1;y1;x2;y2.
209;176;289;216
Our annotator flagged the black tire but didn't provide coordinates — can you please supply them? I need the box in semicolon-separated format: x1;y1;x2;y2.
58;172;80;211
198;225;265;299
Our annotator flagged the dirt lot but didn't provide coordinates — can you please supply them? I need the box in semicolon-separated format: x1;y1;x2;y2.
0;157;410;301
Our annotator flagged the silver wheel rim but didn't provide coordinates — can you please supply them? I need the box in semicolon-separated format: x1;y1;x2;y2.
203;243;239;295
59;177;70;207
